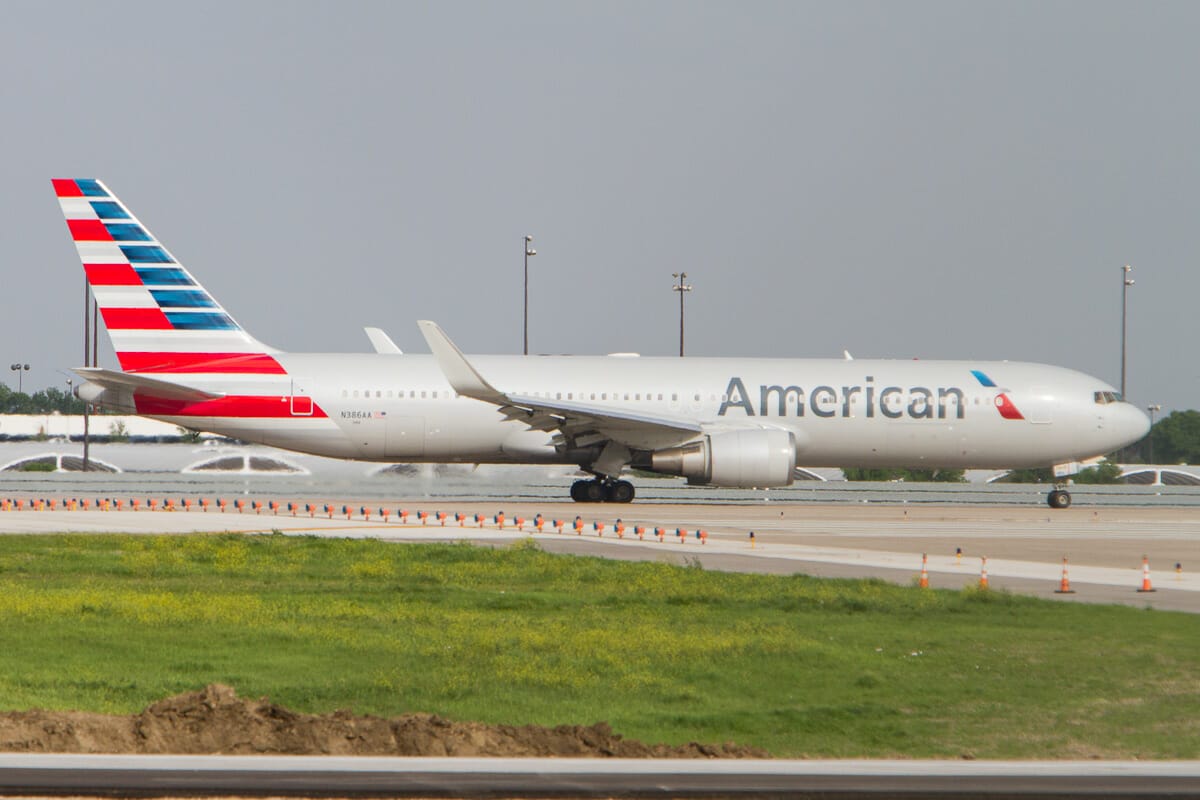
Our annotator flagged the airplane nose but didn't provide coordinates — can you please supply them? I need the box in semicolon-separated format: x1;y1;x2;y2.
1118;403;1151;447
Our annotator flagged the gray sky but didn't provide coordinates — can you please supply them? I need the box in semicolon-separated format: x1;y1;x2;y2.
2;1;1197;413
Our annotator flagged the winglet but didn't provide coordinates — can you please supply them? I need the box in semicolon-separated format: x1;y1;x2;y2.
417;321;507;404
364;327;403;354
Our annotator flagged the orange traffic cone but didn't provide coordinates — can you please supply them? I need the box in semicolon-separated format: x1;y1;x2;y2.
1137;556;1156;593
919;553;929;589
1054;557;1075;594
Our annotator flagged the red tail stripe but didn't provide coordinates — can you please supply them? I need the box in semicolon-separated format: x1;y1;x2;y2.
102;308;172;330
85;264;143;286
68;219;112;241
135;395;326;419
117;352;286;374
53;179;82;197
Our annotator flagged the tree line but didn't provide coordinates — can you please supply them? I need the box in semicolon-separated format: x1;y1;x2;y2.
0;385;87;415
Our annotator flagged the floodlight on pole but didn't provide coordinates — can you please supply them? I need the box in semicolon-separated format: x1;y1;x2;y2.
1146;404;1161;464
1121;264;1134;399
524;235;536;355
9;363;29;394
672;272;692;357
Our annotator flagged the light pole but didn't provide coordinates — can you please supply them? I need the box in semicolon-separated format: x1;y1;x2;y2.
523;235;536;355
9;363;28;394
1121;265;1134;399
83;277;92;472
671;272;692;357
1147;404;1161;464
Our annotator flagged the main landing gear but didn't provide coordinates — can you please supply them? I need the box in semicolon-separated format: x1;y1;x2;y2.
570;478;635;503
1047;487;1072;509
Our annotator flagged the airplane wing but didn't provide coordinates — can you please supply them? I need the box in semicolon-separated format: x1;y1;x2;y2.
364;327;403;354
73;367;223;403
417;320;701;453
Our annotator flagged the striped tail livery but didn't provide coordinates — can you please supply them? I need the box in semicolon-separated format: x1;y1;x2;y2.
54;178;281;375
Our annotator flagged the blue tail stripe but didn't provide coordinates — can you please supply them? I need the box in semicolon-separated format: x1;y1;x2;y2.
105;223;152;242
165;311;238;330
90;201;129;219
76;179;108;197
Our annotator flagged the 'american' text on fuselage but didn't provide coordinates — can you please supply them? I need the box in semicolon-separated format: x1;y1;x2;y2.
717;376;967;420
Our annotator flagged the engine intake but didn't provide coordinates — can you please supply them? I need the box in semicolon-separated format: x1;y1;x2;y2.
643;429;797;487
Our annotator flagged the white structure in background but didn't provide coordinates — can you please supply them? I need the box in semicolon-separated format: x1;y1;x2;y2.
0;414;189;440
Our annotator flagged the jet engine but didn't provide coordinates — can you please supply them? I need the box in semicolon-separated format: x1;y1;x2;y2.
640;429;797;487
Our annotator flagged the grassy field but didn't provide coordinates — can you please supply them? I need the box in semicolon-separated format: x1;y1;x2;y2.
0;533;1195;758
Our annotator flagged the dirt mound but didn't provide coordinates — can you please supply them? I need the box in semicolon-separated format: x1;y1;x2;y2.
0;684;767;758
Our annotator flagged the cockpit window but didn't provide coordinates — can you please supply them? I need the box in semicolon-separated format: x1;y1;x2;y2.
1094;391;1124;404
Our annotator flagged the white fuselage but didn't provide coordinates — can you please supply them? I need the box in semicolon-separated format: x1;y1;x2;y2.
133;353;1150;471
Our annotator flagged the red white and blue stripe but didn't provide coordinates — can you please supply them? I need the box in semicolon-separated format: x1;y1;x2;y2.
54;178;284;376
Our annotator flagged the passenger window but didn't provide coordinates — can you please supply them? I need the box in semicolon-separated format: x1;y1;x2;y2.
342;390;348;398
353;390;359;398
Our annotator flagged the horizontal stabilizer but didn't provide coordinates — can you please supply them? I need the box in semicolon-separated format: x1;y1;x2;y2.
73;367;223;403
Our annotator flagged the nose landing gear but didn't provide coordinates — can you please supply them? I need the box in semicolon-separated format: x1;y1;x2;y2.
1047;488;1072;509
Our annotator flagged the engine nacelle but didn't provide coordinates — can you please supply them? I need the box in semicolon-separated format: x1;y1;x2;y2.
646;429;797;488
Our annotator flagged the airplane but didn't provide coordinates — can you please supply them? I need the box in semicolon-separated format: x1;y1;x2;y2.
54;178;1150;509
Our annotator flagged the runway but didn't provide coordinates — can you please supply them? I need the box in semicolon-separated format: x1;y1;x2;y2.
1;754;1197;798
0;501;1196;612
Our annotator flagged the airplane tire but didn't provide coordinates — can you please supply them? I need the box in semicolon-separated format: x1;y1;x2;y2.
609;480;635;503
1047;489;1071;509
570;480;589;502
582;481;607;503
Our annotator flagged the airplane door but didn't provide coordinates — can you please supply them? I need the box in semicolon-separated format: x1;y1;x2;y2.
290;377;314;416
1022;387;1054;425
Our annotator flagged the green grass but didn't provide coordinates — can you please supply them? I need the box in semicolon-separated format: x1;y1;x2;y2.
0;533;1195;758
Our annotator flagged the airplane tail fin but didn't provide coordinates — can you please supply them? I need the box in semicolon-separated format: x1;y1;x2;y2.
53;178;285;376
